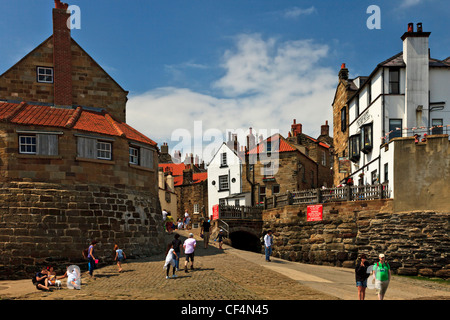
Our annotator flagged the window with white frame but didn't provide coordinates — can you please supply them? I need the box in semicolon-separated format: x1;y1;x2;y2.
77;135;113;161
36;67;53;83
194;203;200;213
129;146;139;165
19;135;37;154
18;133;59;155
218;175;229;191
97;141;112;160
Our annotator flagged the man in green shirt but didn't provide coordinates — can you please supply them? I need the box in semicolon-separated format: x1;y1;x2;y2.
372;253;391;300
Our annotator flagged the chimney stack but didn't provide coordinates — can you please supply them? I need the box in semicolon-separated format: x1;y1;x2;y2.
291;119;302;136
53;0;73;106
321;120;329;136
338;63;349;80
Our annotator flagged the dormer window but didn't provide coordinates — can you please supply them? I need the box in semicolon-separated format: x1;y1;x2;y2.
360;123;373;154
36;67;53;83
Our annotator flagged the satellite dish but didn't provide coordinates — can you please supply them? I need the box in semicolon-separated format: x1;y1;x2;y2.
67;265;81;290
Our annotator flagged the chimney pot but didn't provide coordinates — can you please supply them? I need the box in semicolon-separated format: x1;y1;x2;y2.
341;63;346;69
417;22;423;32
408;23;414;33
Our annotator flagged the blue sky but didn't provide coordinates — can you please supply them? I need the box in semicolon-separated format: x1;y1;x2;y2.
1;0;449;161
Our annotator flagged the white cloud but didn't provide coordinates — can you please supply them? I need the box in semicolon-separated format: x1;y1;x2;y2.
283;6;317;19
127;33;336;163
399;0;429;8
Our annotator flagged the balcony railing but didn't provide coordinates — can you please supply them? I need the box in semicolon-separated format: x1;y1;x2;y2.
266;183;390;209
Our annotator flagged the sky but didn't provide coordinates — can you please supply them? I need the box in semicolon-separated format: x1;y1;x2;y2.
1;0;450;163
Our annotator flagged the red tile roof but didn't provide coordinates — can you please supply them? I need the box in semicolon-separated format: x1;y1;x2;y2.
0;101;156;146
159;163;207;187
247;133;296;154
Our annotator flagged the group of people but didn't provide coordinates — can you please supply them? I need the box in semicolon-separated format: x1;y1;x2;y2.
355;253;391;300
263;230;391;300
164;232;197;278
163;217;226;279
162;209;192;234
34;240;127;292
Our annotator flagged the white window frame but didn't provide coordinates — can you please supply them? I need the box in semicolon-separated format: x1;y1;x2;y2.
37;66;54;83
129;146;139;165
97;141;112;160
19;135;37;154
218;175;229;191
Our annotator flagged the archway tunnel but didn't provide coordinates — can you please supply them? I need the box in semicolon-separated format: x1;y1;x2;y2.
228;231;261;253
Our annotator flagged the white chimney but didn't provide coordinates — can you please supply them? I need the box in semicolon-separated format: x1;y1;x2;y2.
402;22;430;129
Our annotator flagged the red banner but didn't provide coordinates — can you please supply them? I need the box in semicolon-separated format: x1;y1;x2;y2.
212;204;219;220
307;204;323;221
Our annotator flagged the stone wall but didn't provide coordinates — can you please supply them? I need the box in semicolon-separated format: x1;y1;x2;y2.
393;135;450;212
0;37;128;122
0;182;165;280
262;200;450;278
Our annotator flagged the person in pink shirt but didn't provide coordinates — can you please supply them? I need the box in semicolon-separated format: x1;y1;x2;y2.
183;233;197;273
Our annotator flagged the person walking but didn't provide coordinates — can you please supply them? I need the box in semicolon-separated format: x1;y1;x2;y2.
114;244;126;273
172;234;182;271
372;253;391;300
215;229;225;249
355;254;370;300
87;240;98;279
164;243;178;279
201;218;211;249
183;233;197;273
264;230;273;262
184;210;191;230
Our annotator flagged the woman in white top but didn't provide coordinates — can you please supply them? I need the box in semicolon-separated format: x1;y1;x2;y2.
163;243;178;279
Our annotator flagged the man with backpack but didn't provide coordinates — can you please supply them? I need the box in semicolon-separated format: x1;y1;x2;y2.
372;253;391;300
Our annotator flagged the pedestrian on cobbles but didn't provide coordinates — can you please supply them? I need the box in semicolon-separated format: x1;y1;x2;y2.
87;240;98;279
183;233;196;273
201;218;211;249
172;233;182;271
372;253;391;300
164;243;178;279
184;210;191;230
264;230;273;262
355;254;370;300
215;229;225;249
114;244;126;273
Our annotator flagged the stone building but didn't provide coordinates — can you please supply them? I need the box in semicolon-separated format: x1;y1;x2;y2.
159;162;208;225
0;1;164;279
336;23;450;196
286;119;333;188
243;133;319;205
331;64;358;186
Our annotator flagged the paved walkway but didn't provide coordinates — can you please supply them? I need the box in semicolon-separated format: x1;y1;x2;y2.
1;229;449;300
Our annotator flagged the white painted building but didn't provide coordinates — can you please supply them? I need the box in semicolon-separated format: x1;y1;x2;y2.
346;23;450;196
207;143;249;216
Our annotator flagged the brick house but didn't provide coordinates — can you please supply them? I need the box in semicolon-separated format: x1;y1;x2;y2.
0;1;164;278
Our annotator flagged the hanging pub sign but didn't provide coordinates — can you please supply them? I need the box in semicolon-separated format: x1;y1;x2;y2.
212;204;219;220
307;204;323;221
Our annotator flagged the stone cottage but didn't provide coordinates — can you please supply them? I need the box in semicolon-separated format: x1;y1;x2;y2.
0;1;164;279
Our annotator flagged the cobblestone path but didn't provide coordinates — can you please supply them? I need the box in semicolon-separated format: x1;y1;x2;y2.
11;231;337;300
